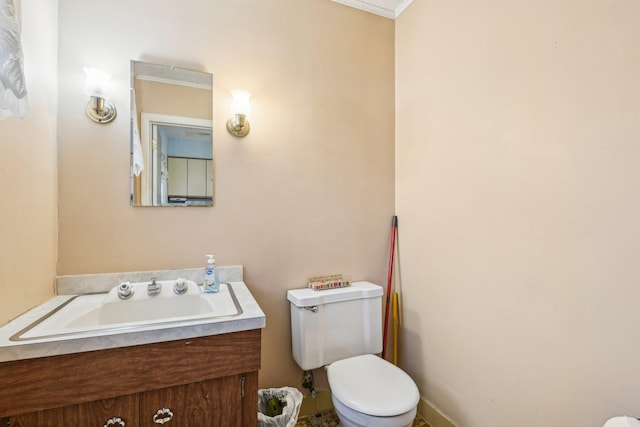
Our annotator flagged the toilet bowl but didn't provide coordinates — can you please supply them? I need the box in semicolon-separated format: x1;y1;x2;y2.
332;395;416;427
327;354;419;427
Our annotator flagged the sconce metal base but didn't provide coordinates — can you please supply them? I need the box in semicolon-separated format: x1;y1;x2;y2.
226;114;250;137
86;96;117;124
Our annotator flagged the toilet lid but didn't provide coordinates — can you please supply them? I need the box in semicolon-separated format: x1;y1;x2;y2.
327;354;419;417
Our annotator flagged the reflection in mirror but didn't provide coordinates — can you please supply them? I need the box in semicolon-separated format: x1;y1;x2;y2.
130;61;213;206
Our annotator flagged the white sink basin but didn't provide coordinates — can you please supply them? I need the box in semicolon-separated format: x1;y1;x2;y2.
12;279;242;341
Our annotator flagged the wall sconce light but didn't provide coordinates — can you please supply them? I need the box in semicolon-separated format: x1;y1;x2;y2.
226;90;251;137
83;67;116;124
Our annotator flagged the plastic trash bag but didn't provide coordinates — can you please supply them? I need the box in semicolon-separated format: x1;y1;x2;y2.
258;387;303;427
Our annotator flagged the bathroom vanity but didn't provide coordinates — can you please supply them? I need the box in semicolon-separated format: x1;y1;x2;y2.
0;267;265;427
0;330;260;426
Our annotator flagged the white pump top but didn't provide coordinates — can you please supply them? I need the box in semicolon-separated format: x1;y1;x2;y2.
206;254;215;266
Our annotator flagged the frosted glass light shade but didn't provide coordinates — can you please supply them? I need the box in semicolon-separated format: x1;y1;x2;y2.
230;90;251;116
83;67;116;123
83;67;112;99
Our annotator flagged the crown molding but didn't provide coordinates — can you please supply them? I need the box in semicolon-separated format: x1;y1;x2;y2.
331;0;415;19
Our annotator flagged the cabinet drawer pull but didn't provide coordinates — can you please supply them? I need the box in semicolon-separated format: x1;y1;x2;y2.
153;408;174;424
104;417;125;427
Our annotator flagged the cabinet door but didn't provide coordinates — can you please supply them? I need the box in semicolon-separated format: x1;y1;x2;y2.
9;394;138;427
140;376;242;427
168;157;188;197
206;159;213;198
241;372;258;427
187;158;207;197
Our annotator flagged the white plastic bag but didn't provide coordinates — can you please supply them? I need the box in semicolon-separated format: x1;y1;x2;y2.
257;387;303;427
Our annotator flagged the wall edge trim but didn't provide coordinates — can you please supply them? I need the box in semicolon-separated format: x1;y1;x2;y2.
418;397;458;427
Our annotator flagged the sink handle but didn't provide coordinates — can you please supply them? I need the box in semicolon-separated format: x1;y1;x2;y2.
117;282;133;300
153;408;174;424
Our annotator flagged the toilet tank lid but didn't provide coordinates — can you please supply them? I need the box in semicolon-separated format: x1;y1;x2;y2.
287;281;382;307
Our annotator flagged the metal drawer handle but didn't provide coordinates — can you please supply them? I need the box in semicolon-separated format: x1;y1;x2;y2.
104;417;125;427
153;408;174;424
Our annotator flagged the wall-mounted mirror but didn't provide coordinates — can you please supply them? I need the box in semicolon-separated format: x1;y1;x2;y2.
130;60;213;206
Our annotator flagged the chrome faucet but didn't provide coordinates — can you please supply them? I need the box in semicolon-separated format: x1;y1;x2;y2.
173;278;188;295
147;277;162;296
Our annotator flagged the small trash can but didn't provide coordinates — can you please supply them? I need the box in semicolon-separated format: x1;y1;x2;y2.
257;386;303;427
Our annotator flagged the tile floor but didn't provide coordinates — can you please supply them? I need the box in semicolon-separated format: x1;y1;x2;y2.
295;408;430;427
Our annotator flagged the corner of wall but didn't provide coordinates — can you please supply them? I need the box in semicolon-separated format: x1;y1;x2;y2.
418;397;457;427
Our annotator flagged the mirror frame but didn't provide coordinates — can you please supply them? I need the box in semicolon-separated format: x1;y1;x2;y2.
130;60;214;207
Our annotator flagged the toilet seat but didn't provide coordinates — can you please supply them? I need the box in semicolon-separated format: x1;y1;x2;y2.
327;354;419;417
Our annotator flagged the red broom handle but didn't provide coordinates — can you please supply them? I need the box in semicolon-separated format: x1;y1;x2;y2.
382;216;397;359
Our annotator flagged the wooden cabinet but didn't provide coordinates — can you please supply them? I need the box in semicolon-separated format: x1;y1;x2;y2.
0;330;261;427
168;157;188;197
9;394;138;427
139;377;243;427
186;158;207;198
206;159;213;197
139;376;242;427
168;157;213;198
7;378;245;427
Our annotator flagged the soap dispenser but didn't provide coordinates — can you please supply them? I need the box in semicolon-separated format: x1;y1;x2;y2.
204;254;220;293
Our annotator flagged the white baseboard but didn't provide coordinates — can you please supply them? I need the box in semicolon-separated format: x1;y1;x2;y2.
418;397;457;427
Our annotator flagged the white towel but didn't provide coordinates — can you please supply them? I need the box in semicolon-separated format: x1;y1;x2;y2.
131;87;144;176
0;0;28;120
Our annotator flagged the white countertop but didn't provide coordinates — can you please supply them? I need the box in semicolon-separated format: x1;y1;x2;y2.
0;281;265;363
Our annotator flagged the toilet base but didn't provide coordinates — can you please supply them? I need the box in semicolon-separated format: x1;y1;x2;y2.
332;394;417;427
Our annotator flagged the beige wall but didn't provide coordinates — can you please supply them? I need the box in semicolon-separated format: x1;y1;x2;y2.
0;0;58;326
5;0;639;423
396;0;640;426
57;0;394;390
135;80;211;120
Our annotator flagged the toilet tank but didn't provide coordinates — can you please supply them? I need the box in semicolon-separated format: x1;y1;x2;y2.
287;281;383;371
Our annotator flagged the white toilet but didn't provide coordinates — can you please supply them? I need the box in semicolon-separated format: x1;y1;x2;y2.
288;281;419;427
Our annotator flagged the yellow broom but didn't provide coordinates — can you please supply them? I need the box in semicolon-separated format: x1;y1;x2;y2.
392;291;399;366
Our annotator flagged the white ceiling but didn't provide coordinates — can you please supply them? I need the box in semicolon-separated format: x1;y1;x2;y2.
330;0;414;19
